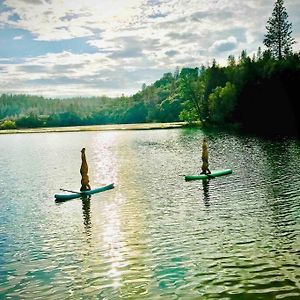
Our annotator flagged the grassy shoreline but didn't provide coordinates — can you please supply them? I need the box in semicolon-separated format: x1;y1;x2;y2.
0;122;188;134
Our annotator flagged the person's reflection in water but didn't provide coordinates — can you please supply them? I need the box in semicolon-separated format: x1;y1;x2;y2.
81;195;92;238
202;179;210;207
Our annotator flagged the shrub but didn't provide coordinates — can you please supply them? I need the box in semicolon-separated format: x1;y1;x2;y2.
0;120;17;130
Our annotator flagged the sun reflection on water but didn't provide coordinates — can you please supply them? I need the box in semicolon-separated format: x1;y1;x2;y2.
90;131;119;186
100;192;127;288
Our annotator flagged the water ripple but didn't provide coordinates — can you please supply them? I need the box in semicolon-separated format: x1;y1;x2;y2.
0;130;300;299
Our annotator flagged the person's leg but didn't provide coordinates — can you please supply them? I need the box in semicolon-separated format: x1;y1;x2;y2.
81;185;90;191
201;161;208;174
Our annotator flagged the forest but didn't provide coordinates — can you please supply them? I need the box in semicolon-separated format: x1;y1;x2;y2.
1;51;299;136
1;0;299;136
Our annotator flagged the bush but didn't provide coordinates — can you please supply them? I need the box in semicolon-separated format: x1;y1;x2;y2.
0;120;17;130
15;113;43;128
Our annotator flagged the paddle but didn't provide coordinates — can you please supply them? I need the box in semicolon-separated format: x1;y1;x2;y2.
179;173;215;178
60;188;81;194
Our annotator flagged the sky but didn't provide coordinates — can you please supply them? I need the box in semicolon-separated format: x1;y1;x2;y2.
0;0;299;98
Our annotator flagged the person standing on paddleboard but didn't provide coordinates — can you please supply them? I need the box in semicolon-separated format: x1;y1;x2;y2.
200;137;211;175
80;148;91;191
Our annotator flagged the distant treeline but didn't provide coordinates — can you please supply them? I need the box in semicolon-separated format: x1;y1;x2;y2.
1;51;299;136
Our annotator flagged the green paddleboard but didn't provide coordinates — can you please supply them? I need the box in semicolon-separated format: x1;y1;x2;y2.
185;169;233;181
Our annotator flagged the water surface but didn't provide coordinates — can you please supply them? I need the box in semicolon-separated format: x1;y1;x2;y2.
0;128;299;299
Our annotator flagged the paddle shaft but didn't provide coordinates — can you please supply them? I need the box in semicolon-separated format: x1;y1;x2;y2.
60;184;106;194
60;188;81;194
179;174;215;178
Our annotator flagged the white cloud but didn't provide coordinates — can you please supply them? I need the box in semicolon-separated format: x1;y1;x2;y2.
0;0;299;97
0;50;167;97
2;0;147;40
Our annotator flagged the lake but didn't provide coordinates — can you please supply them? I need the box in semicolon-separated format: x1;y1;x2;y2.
0;128;299;299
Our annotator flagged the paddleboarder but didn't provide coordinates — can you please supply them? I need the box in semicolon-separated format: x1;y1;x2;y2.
200;137;211;175
80;148;91;191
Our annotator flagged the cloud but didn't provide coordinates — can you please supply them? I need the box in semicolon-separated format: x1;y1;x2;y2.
109;47;143;59
148;12;167;19
17;64;49;73
209;36;238;53
1;0;146;40
18;0;43;4
166;32;201;42
0;0;299;97
165;50;179;57
0;50;168;97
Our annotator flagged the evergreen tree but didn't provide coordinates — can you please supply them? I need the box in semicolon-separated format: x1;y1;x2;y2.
256;47;262;60
173;66;180;80
227;55;236;67
264;0;295;59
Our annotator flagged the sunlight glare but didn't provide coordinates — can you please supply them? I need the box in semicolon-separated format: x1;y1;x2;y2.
91;131;119;185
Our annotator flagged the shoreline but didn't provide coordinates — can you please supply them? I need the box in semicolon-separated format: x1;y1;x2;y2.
0;122;188;135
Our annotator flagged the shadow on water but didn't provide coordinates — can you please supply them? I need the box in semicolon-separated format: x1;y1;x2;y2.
81;196;92;237
202;179;210;207
55;195;93;237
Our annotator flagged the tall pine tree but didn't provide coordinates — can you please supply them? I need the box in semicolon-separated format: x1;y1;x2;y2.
264;0;295;59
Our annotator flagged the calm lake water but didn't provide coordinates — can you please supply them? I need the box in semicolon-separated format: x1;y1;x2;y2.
0;128;299;299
